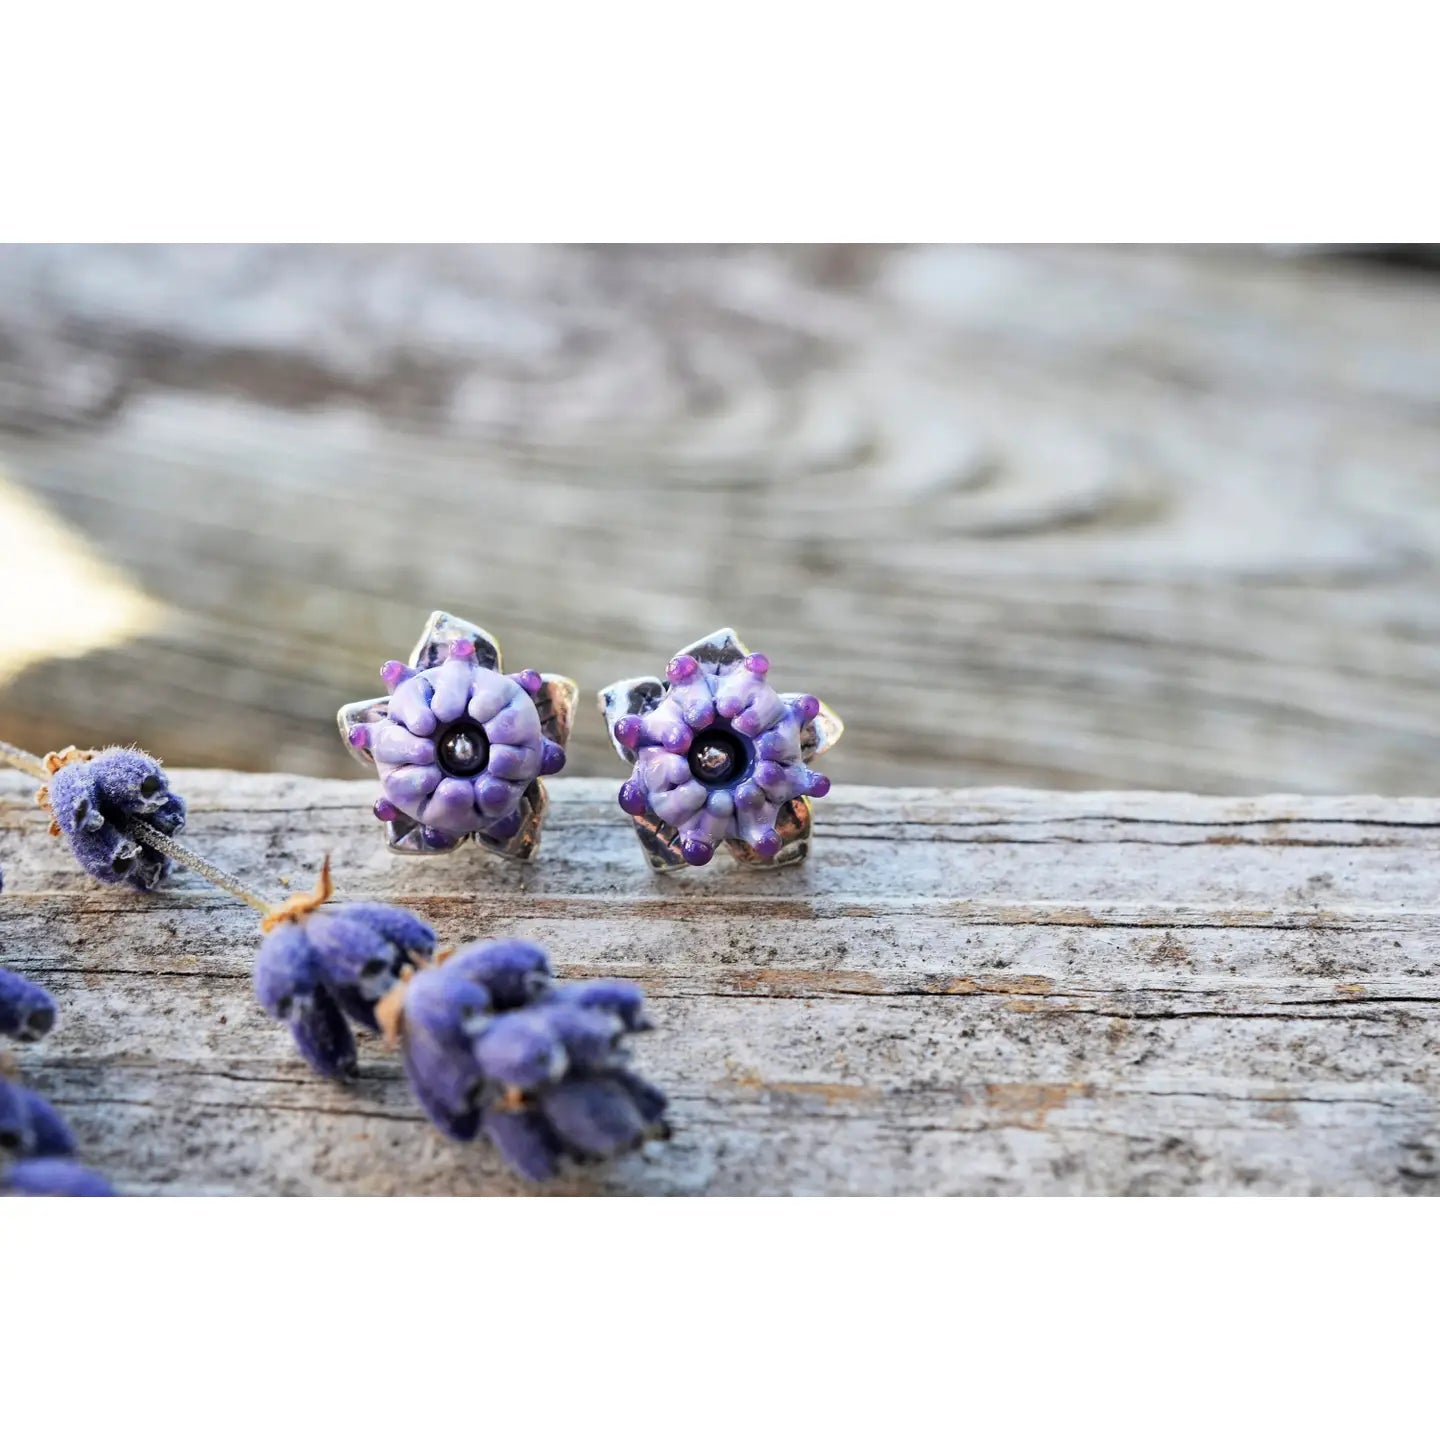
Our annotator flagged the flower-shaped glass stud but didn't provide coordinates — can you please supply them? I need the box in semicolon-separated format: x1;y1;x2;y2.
599;628;843;870
338;612;578;861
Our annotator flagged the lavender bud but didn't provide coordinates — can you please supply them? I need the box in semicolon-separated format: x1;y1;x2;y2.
540;1076;647;1159
253;924;323;1022
447;938;553;1010
0;967;57;1042
288;986;358;1081
473;1010;568;1091
481;1107;560;1184
553;978;652;1033
48;748;187;891
0;1078;77;1159
0;1158;116;1197
398;967;493;1137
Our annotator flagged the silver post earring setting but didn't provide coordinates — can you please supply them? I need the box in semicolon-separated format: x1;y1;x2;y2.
599;628;844;871
338;611;578;861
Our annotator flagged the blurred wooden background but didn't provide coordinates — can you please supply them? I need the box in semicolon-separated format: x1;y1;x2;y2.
1;243;1439;793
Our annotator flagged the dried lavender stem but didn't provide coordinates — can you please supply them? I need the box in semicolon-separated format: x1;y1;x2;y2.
0;738;49;782
0;739;278;915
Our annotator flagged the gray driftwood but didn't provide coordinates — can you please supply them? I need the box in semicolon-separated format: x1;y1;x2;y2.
3;770;1438;1196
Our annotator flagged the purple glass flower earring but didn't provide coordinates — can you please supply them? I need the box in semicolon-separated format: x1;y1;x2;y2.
338;612;578;861
599;628;843;871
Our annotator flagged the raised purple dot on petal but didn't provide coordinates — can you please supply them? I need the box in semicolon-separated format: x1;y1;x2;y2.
679;837;714;866
618;780;649;816
752;828;782;858
347;724;370;749
793;694;821;722
614;716;643;748
667;655;699;683
744;653;770;675
448;637;476;661
514;668;542;696
754;760;786;789
807;772;832;798
381;660;413;692
373;798;400;823
540;740;566;776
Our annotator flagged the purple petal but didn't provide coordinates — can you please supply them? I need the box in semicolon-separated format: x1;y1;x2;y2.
1;1159;116;1197
0;967;57;1042
289;986;358;1080
473;1011;568;1090
540;1077;646;1159
482;1106;559;1183
447;938;553;1009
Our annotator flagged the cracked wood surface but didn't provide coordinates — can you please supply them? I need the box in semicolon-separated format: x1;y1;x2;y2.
3;771;1438;1195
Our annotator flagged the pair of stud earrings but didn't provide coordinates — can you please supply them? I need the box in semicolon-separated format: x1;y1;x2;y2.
338;612;844;872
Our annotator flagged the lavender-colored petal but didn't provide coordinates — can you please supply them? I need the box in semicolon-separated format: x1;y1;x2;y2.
399;966;493;1132
403;1043;483;1141
482;1106;560;1183
466;667;516;726
289;986;358;1080
253;924;323;1021
90;747;180;820
540;1077;647;1159
473;1010;568;1091
423;776;481;835
389;675;438;736
0;1078;32;1156
428;655;475;723
539;1002;624;1072
447;938;553;1010
0;967;57;1041
613;1069;670;1126
373;726;437;767
1;1158;116;1197
335;903;436;964
304;911;403;1004
0;1079;76;1159
380;762;443;813
554;978;652;1033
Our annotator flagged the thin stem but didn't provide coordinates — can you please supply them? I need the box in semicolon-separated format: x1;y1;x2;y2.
2;738;278;915
128;820;278;914
0;738;49;782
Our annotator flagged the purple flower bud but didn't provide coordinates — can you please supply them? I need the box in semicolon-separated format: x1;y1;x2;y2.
614;1070;670;1127
473;1011;568;1091
334;904;436;965
47;748;186;890
288;986;358;1081
539;1003;625;1072
1;1158;116;1197
447;938;552;1010
0;967;57;1042
481;1106;560;1183
556;978;652;1032
304;910;409;1029
253;924;323;1021
399;966;493;1136
0;1078;76;1160
540;1076;647;1159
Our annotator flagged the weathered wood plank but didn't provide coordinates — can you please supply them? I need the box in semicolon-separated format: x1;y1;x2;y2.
3;771;1438;1195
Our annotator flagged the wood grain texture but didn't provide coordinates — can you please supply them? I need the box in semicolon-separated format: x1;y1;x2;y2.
2;245;1440;795
3;770;1438;1195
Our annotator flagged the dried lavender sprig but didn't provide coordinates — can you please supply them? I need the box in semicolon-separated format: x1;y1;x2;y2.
0;738;276;913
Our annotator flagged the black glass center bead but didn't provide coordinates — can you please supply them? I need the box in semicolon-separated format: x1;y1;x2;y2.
437;722;490;778
687;727;749;788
